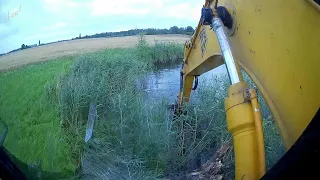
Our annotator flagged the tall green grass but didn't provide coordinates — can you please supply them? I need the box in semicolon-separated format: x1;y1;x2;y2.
164;75;233;179
47;39;283;179
0;58;76;174
0;37;185;177
52;52;232;179
50;49;233;179
136;34;184;67
56;50;148;163
48;47;181;179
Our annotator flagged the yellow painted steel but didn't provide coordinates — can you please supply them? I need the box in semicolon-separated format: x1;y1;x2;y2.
177;0;320;179
180;0;320;149
225;82;265;179
178;75;194;104
183;26;224;76
248;89;266;176
178;25;224;106
224;0;320;149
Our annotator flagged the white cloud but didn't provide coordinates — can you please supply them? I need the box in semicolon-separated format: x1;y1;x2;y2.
43;0;63;3
90;0;201;21
24;30;74;42
42;0;89;15
1;0;204;53
91;0;153;16
54;22;66;28
42;22;66;30
164;2;202;21
67;1;78;7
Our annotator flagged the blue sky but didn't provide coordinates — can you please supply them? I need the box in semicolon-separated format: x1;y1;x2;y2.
0;0;204;53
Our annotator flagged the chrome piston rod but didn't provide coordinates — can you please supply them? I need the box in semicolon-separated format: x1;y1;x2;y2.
212;17;241;85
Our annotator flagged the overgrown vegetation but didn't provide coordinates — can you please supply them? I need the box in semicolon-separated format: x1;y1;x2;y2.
43;37;185;179
0;37;184;176
0;35;284;179
51;36;283;179
52;56;232;179
136;34;184;67
165;75;233;179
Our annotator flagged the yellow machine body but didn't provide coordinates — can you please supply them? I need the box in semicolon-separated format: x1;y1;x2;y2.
224;82;266;179
178;0;320;179
181;0;320;149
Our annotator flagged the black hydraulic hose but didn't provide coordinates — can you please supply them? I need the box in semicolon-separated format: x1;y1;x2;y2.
192;76;199;90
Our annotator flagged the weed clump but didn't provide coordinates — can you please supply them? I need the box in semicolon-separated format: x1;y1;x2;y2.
136;33;184;68
55;48;176;179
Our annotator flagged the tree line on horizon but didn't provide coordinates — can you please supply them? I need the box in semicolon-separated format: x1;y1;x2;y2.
0;26;195;56
72;26;195;40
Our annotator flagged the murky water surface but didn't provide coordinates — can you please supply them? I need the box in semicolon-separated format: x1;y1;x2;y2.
145;64;227;102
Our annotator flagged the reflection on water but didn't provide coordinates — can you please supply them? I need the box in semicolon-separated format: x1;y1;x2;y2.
144;64;227;102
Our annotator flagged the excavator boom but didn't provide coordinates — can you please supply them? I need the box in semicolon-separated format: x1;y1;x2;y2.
178;0;320;179
180;0;320;149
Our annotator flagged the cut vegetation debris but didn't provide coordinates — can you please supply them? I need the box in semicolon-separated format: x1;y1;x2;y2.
0;35;284;179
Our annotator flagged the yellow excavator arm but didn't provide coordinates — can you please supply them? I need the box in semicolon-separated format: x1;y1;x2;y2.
177;0;320;179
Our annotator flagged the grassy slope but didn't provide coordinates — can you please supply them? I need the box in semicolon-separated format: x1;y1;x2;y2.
0;57;76;173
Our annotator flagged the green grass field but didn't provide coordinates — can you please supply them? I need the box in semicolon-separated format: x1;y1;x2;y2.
0;58;76;173
0;37;284;179
0;39;185;176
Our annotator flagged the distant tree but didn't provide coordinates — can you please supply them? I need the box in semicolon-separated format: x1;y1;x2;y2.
21;44;25;49
169;26;180;34
39;40;40;45
69;26;194;40
179;27;185;33
186;26;195;32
